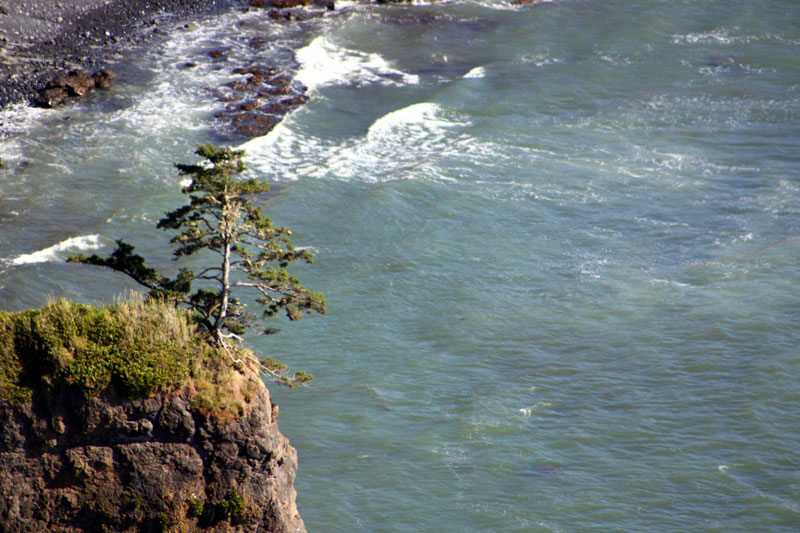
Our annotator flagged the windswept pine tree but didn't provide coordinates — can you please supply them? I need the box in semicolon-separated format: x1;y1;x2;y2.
70;144;326;364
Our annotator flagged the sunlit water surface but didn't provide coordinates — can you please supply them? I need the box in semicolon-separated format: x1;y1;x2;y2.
2;0;800;530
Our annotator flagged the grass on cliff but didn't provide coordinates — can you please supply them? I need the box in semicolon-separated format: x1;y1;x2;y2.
0;297;264;413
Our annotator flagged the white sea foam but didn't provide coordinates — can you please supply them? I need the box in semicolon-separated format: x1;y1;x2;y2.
243;102;471;183
295;36;419;92
519;402;552;416
463;66;486;79
9;235;102;266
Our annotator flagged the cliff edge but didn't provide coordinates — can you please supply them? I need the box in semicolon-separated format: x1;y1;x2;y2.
0;299;306;532
0;378;305;532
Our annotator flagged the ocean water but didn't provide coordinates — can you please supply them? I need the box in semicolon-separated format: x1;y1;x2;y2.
2;0;800;530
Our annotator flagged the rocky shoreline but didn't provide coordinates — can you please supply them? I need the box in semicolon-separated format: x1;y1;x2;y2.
0;0;237;108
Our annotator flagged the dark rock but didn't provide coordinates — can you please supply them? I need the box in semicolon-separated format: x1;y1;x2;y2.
237;99;262;111
250;36;268;48
281;94;308;107
261;102;288;114
235;115;273;137
232;112;257;124
34;87;68;108
249;0;270;6
91;68;115;89
209;49;224;59
248;66;274;77
709;55;735;67
65;69;95;96
183;61;198;68
259;85;291;96
314;0;335;10
226;80;249;91
271;0;311;8
0;379;305;532
269;75;291;87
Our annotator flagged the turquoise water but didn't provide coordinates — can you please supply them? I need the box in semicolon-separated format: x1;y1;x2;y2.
2;0;800;530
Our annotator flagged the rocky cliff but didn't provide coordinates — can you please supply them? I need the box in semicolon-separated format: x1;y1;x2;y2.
0;375;306;532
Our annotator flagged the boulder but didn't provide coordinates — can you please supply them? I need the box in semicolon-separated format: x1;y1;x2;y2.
91;68;115;89
62;69;95;97
281;94;309;107
34;87;68;108
271;0;311;8
235;115;273;137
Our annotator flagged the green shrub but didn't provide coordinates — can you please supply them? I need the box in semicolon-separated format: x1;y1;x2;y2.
187;497;205;518
0;298;208;405
218;489;244;518
155;511;171;532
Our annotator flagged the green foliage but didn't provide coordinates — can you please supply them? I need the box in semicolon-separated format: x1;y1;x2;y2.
187;497;205;518
217;489;244;519
68;144;326;350
121;490;143;511
155;511;171;532
259;357;287;372
0;298;208;404
292;371;314;384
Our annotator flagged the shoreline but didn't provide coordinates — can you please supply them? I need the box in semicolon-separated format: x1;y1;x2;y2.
0;0;238;108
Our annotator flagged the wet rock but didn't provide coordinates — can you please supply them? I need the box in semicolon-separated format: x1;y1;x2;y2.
271;0;311;8
62;69;95;97
260;101;287;114
709;55;735;67
235;115;273;137
225;80;249;91
259;85;291;96
91;68;115;89
232;112;257;124
281;94;308;107
247;66;274;77
34;87;68;108
314;0;336;10
249;36;268;48
269;75;291;87
236;99;262;111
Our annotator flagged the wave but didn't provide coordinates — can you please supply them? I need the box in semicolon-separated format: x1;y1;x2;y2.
8;234;102;266
295;36;419;92
463;66;486;79
242;102;471;183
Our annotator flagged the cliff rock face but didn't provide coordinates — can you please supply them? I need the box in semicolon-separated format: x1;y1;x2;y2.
0;378;306;532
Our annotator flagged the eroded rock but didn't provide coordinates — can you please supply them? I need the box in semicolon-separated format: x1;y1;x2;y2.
0;380;305;531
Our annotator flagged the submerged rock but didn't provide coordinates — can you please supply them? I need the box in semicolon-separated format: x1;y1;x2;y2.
0;378;306;532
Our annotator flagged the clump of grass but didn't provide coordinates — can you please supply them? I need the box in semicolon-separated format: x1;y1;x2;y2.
217;489;244;519
0;297;314;416
0;298;209;405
